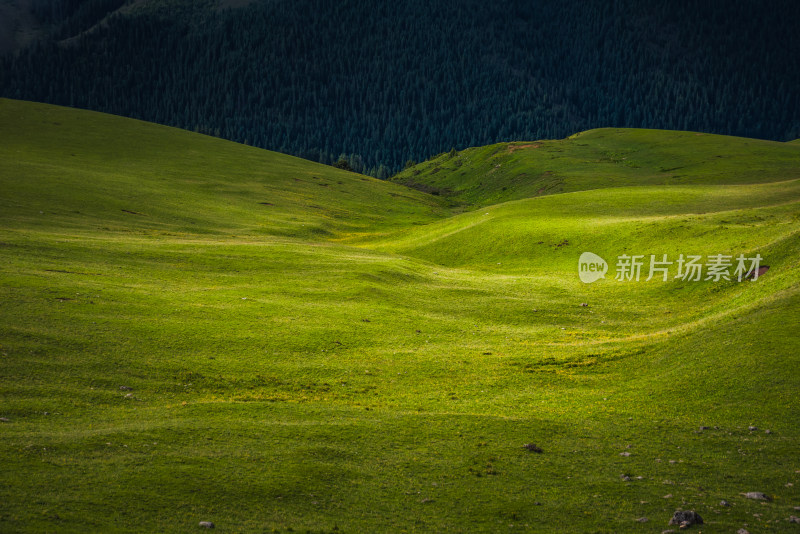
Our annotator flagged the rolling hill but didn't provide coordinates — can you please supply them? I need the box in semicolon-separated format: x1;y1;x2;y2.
0;98;447;237
391;128;800;207
1;99;799;533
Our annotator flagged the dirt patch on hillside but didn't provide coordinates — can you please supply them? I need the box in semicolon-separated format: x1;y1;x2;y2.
508;143;541;153
745;265;770;279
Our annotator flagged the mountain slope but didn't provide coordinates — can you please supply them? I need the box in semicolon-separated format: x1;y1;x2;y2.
2;0;799;173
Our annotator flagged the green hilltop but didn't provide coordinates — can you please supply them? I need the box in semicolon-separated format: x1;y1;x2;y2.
1;99;799;533
392;128;800;207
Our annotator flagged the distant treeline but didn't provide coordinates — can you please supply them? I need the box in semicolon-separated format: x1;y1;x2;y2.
2;0;799;175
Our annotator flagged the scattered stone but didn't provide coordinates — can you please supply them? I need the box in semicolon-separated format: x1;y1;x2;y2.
636;517;649;522
789;516;800;524
420;498;433;504
523;443;543;453
662;530;676;534
199;521;214;529
748;426;758;431
765;429;772;434
737;530;750;534
620;451;631;456
720;500;730;507
124;393;134;399
794;506;800;511
668;510;703;527
581;303;588;307
620;474;632;482
119;386;132;391
0;417;10;422
699;426;710;431
742;492;770;501
533;501;542;506
663;494;673;499
669;460;677;464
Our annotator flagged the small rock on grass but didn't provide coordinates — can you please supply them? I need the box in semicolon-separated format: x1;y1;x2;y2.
635;517;648;522
737;529;750;534
119;386;132;391
720;500;730;507
748;426;758;431
742;492;770;501
0;417;9;422
199;521;214;529
789;516;800;524
620;451;631;457
523;443;542;453
668;510;703;527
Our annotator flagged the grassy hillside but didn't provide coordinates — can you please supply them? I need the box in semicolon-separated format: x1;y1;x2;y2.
392;128;800;207
0;98;447;238
1;100;799;533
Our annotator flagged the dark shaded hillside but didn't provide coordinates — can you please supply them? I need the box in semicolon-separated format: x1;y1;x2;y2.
1;0;799;175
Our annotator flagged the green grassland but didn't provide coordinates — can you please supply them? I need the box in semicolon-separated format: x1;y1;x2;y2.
1;98;799;533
